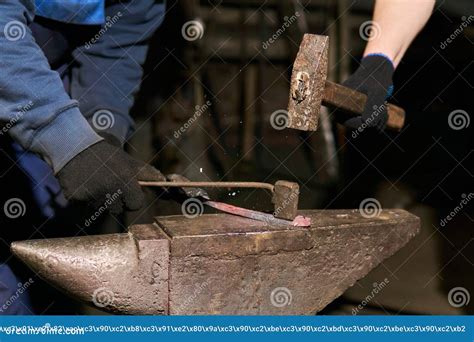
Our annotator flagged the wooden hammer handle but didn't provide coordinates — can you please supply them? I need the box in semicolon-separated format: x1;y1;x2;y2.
322;80;405;131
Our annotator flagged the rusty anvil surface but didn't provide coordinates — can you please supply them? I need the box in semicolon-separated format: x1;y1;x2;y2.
11;209;419;315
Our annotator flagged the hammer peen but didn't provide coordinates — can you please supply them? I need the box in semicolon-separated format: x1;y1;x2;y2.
287;34;405;132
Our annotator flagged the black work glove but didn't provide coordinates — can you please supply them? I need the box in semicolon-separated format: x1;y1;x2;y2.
98;133;166;182
57;140;153;215
342;54;394;131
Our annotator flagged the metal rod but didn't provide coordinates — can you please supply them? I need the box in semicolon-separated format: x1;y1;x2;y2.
138;181;275;192
204;201;310;227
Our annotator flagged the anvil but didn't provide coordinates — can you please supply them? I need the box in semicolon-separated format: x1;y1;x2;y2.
11;209;419;315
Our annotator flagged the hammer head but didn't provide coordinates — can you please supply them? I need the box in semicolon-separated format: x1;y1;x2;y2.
272;180;300;220
287;34;329;131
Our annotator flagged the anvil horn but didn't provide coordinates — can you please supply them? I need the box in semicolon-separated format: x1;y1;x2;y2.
11;225;169;315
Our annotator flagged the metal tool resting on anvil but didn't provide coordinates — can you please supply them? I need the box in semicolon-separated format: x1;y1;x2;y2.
286;34;406;132
142;174;310;226
11;209;420;315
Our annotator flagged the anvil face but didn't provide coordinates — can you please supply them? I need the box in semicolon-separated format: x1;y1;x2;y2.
11;210;419;315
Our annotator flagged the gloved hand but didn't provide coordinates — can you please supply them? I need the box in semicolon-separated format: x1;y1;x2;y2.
342;53;395;131
56;140;148;215
98;133;166;182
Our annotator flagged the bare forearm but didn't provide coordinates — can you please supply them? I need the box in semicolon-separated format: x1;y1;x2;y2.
364;0;435;67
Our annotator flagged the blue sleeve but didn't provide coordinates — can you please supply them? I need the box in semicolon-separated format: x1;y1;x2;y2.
0;0;102;173
69;0;166;144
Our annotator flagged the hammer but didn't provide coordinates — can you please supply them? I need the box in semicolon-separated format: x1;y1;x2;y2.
287;34;405;132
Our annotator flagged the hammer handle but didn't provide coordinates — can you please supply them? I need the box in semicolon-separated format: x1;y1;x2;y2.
322;80;405;131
